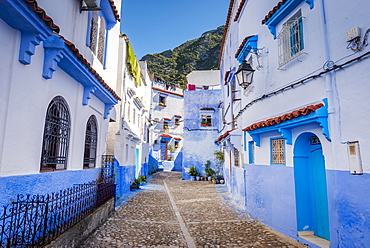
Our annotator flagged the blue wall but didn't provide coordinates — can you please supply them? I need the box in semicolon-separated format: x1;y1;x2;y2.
0;169;101;206
327;170;370;248
182;89;221;180
114;163;136;207
245;164;298;237
226;163;370;247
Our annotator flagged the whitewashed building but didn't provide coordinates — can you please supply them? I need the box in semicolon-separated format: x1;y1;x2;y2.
219;0;370;247
149;80;184;171
0;0;121;206
107;35;153;198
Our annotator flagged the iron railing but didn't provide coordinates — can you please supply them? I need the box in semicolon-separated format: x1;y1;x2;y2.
0;157;116;247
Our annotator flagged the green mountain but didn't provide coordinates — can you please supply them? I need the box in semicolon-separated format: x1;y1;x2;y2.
140;26;224;88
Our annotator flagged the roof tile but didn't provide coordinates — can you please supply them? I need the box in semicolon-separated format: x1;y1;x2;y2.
24;0;60;33
242;103;324;131
262;0;287;24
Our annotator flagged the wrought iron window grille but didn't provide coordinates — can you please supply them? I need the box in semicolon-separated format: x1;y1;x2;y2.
277;10;304;68
40;96;70;172
84;116;98;169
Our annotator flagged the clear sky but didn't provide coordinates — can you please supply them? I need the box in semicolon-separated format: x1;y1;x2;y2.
120;0;230;60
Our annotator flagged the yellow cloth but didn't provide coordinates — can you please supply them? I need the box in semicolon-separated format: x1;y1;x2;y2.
126;41;141;87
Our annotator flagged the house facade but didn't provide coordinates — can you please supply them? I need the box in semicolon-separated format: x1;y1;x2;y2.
106;35;153;201
219;0;370;247
149;80;184;172
0;0;121;206
182;70;222;180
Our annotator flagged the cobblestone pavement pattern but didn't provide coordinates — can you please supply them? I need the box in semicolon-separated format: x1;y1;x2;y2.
80;171;307;248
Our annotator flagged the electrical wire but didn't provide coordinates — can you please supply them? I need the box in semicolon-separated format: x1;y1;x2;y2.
234;50;370;120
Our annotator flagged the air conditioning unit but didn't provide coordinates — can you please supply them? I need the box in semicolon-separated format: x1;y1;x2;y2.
80;0;103;11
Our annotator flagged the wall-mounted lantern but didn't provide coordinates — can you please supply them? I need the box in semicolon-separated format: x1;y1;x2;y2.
235;60;255;89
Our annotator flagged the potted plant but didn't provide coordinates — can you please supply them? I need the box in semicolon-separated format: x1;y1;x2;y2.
214;175;225;184
196;172;201;181
188;166;198;181
204;160;215;181
201;121;211;127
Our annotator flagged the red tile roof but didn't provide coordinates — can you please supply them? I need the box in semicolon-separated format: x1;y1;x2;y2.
234;0;246;21
218;0;236;68
216;129;235;143
235;35;256;58
22;0;121;101
163;118;171;121
243;103;324;131
152;87;184;97
262;0;287;24
108;0;120;21
159;134;172;138
174;137;182;140
24;0;60;33
60;35;121;101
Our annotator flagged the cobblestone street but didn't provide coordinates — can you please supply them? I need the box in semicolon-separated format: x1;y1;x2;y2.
80;171;307;248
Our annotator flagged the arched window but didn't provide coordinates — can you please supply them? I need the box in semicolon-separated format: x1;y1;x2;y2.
83;115;98;168
40;96;70;171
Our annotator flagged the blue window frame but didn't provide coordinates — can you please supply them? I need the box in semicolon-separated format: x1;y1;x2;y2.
271;137;286;165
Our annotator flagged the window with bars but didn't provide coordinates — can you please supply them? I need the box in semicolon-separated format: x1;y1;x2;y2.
277;10;304;67
89;13;98;55
40;96;70;171
83;115;98;169
271;138;285;165
97;18;106;64
234;148;240;167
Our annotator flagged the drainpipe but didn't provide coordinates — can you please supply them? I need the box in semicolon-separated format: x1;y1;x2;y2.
319;0;342;162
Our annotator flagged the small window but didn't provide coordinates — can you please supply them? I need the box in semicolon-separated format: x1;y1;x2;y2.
127;102;130;122
234;148;240;167
271;138;285;165
201;114;212;127
278;10;304;67
40;96;70;171
83;115;98;169
163;121;169;130
133;108;136;124
174;140;180;149
159;96;166;107
175;118;180;125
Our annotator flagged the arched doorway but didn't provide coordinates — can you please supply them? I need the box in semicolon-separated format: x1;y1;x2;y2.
293;132;330;240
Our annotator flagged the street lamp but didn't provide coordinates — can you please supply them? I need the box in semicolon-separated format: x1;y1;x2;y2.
235;60;255;89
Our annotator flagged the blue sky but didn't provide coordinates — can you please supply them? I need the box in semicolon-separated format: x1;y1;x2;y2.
120;0;230;60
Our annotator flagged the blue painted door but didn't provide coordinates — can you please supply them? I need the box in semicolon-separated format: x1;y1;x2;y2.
311;148;330;240
160;141;167;160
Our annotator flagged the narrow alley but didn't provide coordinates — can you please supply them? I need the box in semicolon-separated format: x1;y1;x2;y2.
80;171;306;248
